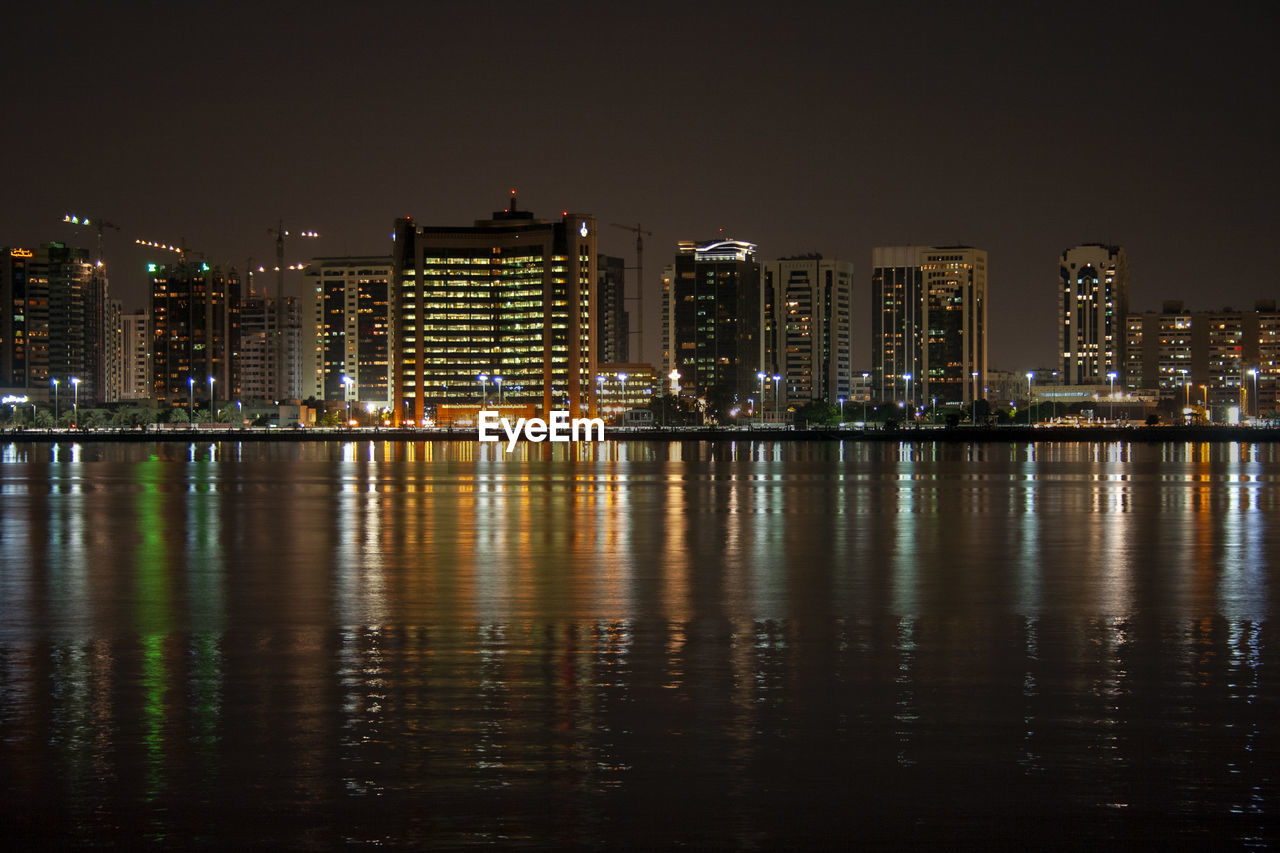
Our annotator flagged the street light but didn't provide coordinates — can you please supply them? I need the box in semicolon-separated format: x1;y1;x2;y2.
619;373;629;420
208;376;216;423
188;376;195;429
838;396;845;424
772;374;781;423
903;373;912;420
1178;369;1190;414
1107;371;1117;423
494;375;503;407
51;378;59;425
341;375;354;424
971;370;979;423
862;372;870;423
1026;372;1034;422
478;373;489;407
1248;368;1258;419
757;371;766;424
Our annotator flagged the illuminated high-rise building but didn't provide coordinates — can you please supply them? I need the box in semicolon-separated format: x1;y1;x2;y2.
119;309;150;400
390;196;596;424
1125;299;1280;416
763;255;853;405
872;245;987;406
1;242;107;402
871;246;925;403
305;256;392;407
1060;243;1128;385
102;298;122;403
662;239;761;404
239;295;301;402
148;260;240;406
597;254;629;364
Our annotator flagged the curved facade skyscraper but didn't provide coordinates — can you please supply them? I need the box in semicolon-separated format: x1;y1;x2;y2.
1059;243;1128;385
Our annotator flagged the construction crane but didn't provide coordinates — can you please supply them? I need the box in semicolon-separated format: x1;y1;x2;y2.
62;213;120;266
135;237;202;263
610;221;653;363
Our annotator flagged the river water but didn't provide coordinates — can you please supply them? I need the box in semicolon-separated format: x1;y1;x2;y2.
0;439;1275;848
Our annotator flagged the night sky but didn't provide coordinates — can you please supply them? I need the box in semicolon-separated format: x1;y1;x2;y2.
5;1;1277;371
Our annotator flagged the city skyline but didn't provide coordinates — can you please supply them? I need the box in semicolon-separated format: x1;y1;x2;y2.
3;3;1275;371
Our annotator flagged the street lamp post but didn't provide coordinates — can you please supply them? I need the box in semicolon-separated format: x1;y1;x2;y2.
478;373;488;407
1249;368;1258;419
1107;371;1117;423
971;371;979;423
668;369;681;427
341;375;354;424
596;374;605;417
757;371;766;425
838;396;845;425
70;377;80;427
188;376;195;429
861;372;870;424
51;378;59;425
1026;372;1034;423
1200;384;1209;422
208;376;216;423
494;375;503;407
619;373;629;421
772;374;781;423
903;373;912;421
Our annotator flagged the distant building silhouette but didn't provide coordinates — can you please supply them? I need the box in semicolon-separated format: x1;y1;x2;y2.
597;254;629;364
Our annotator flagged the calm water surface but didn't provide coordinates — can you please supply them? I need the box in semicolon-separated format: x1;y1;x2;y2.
0;439;1276;848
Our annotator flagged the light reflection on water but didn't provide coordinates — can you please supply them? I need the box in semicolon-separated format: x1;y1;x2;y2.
0;439;1276;849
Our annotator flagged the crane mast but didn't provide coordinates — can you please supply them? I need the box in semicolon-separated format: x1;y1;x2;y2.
609;222;653;363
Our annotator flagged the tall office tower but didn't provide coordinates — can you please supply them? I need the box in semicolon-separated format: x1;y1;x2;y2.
390;198;597;424
148;261;241;407
304;256;392;407
1060;243;1129;385
871;246;926;403
1;242;108;402
664;239;762;404
239;296;302;401
102;298;123;403
0;247;34;392
597;254;629;364
922;247;987;405
120;310;150;400
1125;299;1280;415
872;246;987;406
763;255;853;405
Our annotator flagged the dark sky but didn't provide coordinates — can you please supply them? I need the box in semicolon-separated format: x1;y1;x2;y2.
5;1;1277;370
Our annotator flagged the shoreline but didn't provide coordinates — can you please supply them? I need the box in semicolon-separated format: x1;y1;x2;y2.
3;424;1280;444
